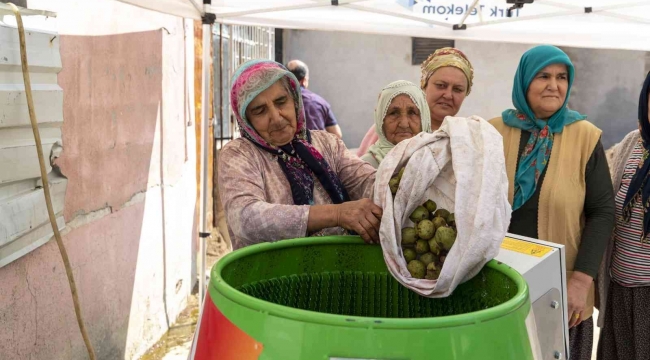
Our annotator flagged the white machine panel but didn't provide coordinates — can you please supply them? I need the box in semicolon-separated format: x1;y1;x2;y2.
495;234;569;360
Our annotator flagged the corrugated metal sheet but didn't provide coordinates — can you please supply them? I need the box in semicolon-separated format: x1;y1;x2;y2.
0;23;65;267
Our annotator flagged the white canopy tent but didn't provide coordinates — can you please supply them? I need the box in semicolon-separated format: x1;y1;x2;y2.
118;0;650;51
112;0;650;303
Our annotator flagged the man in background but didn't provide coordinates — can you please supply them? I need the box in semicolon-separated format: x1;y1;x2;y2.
287;60;343;139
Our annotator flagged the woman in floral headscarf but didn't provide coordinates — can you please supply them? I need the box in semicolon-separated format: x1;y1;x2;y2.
361;80;432;168
489;45;615;360
356;47;473;157
218;60;381;250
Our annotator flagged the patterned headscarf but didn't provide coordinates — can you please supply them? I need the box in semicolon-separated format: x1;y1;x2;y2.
622;71;650;241
420;47;474;95
502;45;587;211
366;80;432;164
230;59;350;206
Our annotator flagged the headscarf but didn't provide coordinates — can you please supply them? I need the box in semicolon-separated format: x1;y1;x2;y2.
230;59;350;206
366;80;432;164
622;71;650;241
502;45;587;211
420;47;474;95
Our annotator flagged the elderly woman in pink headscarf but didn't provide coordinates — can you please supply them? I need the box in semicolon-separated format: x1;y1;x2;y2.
218;60;381;250
356;47;474;156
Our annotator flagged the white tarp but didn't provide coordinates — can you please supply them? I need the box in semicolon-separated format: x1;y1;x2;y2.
116;0;650;52
373;117;511;297
116;0;203;19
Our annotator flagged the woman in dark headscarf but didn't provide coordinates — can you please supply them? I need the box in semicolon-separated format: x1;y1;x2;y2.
489;45;615;360
597;72;650;360
218;60;380;250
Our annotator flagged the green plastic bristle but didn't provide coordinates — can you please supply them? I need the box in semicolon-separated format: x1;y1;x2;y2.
230;244;517;318
236;267;517;319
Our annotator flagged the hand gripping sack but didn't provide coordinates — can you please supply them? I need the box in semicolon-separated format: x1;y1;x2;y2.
373;116;511;297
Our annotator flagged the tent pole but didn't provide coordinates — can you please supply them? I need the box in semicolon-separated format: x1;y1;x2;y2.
214;0;368;19
534;0;580;10
199;5;215;304
466;9;583;28
457;0;479;28
345;3;453;28
189;0;203;14
594;1;650;12
597;11;650;24
537;0;649;12
219;23;224;149
467;1;649;29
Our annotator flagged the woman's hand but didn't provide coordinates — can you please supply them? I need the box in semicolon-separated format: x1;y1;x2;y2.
567;271;593;328
336;199;383;244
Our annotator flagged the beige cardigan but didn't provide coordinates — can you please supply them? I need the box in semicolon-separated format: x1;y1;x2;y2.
597;130;640;327
490;117;602;319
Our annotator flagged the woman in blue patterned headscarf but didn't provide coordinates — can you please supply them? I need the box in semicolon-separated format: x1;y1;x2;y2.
490;45;615;360
502;45;587;210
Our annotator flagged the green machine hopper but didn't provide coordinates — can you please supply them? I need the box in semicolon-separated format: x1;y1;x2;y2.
190;236;536;359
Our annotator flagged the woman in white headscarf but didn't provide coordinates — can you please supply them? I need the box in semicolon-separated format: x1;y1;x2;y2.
361;80;432;168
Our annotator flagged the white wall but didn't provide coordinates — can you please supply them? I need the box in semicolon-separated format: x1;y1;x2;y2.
283;30;421;148
283;29;648;149
282;30;532;148
564;47;647;148
452;40;536;122
0;1;197;359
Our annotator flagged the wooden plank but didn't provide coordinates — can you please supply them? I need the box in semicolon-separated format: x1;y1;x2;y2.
208;22;215;230
194;20;215;232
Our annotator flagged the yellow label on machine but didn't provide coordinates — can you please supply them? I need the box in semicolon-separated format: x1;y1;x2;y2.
500;237;553;257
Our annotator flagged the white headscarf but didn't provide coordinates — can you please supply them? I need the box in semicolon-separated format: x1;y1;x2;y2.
364;80;432;165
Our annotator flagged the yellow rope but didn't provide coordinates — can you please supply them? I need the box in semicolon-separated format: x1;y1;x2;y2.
7;3;96;359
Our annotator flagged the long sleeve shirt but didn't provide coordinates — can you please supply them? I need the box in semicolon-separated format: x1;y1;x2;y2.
509;132;615;278
218;130;376;250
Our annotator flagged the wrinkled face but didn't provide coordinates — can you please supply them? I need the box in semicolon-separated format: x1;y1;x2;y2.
526;63;568;120
382;94;422;145
424;67;468;127
245;80;297;146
